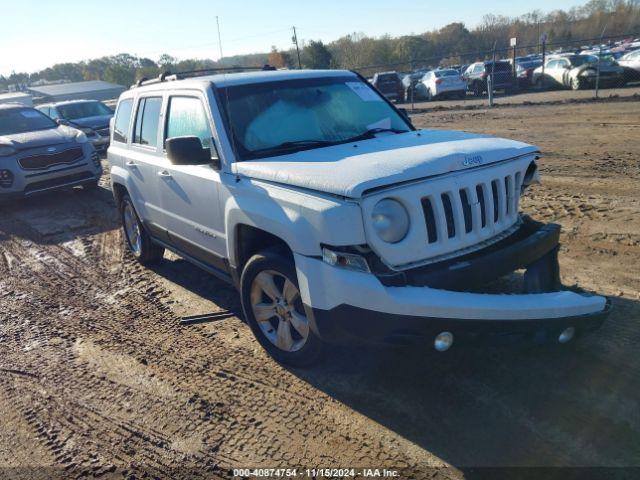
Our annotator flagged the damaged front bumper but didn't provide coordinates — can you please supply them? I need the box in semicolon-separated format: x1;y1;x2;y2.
295;218;610;347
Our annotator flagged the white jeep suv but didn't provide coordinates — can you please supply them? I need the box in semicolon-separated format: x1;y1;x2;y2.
108;69;610;366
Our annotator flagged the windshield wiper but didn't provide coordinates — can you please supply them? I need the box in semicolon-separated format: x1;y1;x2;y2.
344;128;409;143
247;139;338;157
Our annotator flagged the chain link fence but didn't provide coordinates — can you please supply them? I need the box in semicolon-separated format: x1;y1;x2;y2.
351;32;640;110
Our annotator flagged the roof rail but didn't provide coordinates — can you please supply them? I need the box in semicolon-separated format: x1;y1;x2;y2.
130;65;276;89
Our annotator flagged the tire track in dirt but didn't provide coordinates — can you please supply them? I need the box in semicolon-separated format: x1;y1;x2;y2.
0;205;455;479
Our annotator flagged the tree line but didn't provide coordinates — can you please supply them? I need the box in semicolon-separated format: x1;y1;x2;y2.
2;0;639;90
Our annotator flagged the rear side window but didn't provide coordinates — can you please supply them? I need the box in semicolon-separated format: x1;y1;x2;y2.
113;99;133;143
133;97;162;147
165;96;212;148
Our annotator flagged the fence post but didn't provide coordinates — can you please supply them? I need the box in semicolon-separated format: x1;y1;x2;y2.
541;38;547;90
489;43;496;107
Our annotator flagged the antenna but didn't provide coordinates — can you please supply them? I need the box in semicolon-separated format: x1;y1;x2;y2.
216;16;241;182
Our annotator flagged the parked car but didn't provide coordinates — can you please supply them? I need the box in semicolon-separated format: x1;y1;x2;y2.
617;49;640;82
415;69;467;100
463;61;514;96
372;71;404;102
515;59;543;88
0;104;101;199
532;54;625;90
108;69;610;367
37;100;113;153
401;71;427;101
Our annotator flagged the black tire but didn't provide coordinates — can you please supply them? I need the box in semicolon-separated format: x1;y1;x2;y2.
571;77;583;91
83;179;100;191
119;194;165;265
240;249;324;367
473;81;483;97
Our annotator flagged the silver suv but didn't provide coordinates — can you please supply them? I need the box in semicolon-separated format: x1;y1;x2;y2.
0;103;101;200
108;69;609;367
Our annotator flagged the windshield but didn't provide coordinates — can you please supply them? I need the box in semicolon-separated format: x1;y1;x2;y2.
0;107;57;135
217;76;410;161
57;101;113;120
571;55;598;66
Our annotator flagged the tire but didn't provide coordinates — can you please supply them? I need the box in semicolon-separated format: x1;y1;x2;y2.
571;77;583;91
426;88;433;101
82;179;100;191
120;194;165;265
472;82;483;97
240;249;324;367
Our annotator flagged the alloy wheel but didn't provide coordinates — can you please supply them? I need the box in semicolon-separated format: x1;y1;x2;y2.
249;270;309;352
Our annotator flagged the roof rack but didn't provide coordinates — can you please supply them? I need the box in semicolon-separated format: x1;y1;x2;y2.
131;65;276;89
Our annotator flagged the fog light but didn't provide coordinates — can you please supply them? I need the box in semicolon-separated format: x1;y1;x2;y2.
434;331;454;352
0;169;14;188
559;327;575;344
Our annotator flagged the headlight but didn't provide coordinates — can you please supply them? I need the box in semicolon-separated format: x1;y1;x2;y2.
0;145;16;157
75;131;88;143
371;198;410;243
581;69;597;77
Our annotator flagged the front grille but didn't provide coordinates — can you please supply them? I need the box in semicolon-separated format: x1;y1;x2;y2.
19;147;84;170
417;168;525;263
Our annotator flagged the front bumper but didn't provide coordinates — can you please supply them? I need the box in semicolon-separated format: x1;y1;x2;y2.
0;149;102;200
90;135;110;153
295;219;610;347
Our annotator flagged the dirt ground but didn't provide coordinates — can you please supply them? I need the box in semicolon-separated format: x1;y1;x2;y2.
1;100;639;479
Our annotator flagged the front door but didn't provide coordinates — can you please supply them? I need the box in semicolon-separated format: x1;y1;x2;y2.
125;95;167;238
157;94;227;271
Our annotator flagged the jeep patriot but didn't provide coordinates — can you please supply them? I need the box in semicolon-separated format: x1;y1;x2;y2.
108;69;610;366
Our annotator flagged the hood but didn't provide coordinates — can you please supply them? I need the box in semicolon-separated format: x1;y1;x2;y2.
69;114;113;130
0;126;78;150
233;129;539;198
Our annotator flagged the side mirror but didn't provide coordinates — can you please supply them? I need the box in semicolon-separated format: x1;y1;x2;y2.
166;136;213;166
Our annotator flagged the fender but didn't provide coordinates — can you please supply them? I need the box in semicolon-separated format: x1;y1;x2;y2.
221;176;366;268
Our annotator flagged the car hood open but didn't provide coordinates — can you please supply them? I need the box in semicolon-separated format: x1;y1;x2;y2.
233;129;539;198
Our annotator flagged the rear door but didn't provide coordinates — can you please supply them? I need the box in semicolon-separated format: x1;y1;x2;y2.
157;93;227;271
125;95;168;238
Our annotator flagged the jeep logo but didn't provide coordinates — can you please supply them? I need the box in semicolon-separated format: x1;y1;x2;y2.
462;155;483;167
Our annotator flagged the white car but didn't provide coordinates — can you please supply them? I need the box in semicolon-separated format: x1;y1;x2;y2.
532;54;625;90
108;69;610;366
415;69;467;100
618;49;640;82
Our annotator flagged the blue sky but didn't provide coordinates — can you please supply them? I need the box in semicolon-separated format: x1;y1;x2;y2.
1;0;584;75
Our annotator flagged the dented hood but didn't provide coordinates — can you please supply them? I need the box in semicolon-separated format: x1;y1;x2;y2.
233;129;539;198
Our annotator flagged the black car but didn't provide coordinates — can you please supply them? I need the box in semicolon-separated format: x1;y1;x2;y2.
463;61;514;96
516;59;543;88
371;72;405;103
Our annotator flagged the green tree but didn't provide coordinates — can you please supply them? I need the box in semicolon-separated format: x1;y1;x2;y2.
302;40;332;69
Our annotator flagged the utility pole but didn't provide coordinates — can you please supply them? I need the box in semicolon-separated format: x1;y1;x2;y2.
292;26;302;69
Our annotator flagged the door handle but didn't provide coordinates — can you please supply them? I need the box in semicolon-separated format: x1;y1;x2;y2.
158;170;172;178
125;161;137;168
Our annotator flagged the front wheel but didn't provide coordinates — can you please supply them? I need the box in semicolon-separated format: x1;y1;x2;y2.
240;250;324;367
571;77;583;91
120;194;165;265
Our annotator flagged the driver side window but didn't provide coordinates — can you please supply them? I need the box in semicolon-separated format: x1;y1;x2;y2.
165;96;212;149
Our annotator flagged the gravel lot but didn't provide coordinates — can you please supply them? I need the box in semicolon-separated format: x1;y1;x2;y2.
1;98;639;479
